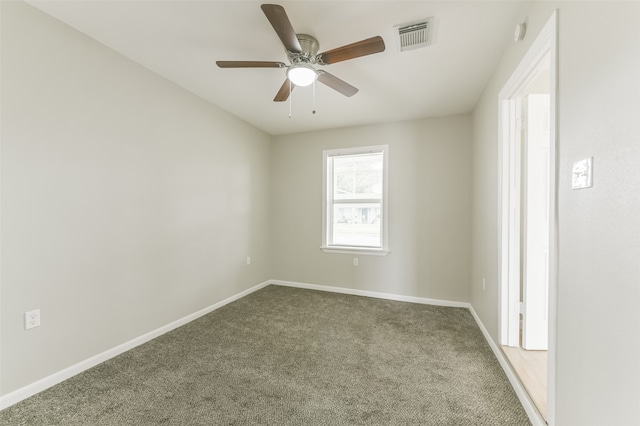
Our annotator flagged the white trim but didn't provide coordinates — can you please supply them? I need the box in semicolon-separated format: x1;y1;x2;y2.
274;279;544;425
546;10;558;425
498;9;558;425
322;145;389;253
468;305;547;426
320;247;390;256
2;278;543;426
270;279;470;308
0;280;272;410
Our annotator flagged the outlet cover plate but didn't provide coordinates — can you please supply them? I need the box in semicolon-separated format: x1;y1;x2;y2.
25;309;41;329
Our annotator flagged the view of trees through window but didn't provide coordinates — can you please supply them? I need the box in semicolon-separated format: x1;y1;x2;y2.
331;153;383;247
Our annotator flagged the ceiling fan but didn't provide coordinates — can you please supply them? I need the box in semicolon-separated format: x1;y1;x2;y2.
216;4;386;102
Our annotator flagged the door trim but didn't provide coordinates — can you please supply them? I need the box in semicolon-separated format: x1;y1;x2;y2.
498;10;558;424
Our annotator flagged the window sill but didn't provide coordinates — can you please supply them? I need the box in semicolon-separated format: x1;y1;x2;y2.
320;246;390;256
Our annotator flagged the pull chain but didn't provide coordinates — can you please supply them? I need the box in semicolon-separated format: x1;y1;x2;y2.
312;79;316;115
288;79;292;119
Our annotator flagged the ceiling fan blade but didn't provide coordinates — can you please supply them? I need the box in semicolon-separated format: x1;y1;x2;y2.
261;4;302;53
216;61;286;68
317;36;385;65
274;78;294;102
317;71;359;97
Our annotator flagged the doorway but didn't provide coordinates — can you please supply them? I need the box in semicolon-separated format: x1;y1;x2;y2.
498;11;557;424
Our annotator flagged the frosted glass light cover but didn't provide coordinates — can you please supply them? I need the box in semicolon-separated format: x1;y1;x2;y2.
287;64;317;87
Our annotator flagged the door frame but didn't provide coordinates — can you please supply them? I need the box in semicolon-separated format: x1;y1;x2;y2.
498;10;558;424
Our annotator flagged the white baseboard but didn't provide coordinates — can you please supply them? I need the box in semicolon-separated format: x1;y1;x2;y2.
0;280;271;410
468;305;547;426
2;278;545;426
270;279;470;308
273;280;544;425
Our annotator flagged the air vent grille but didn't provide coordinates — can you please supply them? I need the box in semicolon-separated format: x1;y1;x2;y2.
396;18;433;51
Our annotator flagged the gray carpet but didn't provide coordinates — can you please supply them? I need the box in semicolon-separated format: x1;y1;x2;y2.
1;285;530;425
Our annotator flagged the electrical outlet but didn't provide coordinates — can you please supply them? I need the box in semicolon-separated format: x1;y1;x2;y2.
482;278;486;291
353;257;359;266
246;256;251;265
25;309;40;330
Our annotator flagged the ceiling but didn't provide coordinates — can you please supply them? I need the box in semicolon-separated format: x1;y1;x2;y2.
27;1;526;136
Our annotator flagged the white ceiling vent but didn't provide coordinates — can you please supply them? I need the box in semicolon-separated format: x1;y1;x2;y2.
395;18;434;52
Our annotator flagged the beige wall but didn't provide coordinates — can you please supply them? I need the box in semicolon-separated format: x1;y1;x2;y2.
1;1;271;395
471;1;640;424
555;2;640;423
4;0;639;422
271;116;472;302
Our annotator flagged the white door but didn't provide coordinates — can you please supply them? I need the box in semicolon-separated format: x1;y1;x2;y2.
522;94;550;350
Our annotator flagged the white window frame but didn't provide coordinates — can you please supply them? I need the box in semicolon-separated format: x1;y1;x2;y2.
321;145;389;255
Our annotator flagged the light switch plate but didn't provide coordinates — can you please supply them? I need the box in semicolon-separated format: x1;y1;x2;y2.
572;157;593;189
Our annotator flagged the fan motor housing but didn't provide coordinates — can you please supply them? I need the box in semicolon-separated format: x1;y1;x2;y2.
297;34;319;56
288;34;319;64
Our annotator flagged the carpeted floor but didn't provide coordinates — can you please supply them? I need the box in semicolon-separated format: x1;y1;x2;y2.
1;285;530;425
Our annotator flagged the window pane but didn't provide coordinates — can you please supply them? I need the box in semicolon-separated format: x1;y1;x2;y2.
333;153;383;200
332;203;381;247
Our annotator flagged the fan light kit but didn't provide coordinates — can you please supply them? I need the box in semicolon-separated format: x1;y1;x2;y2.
216;4;386;117
287;63;317;87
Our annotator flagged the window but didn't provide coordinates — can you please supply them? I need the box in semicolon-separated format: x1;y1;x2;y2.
322;145;389;255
